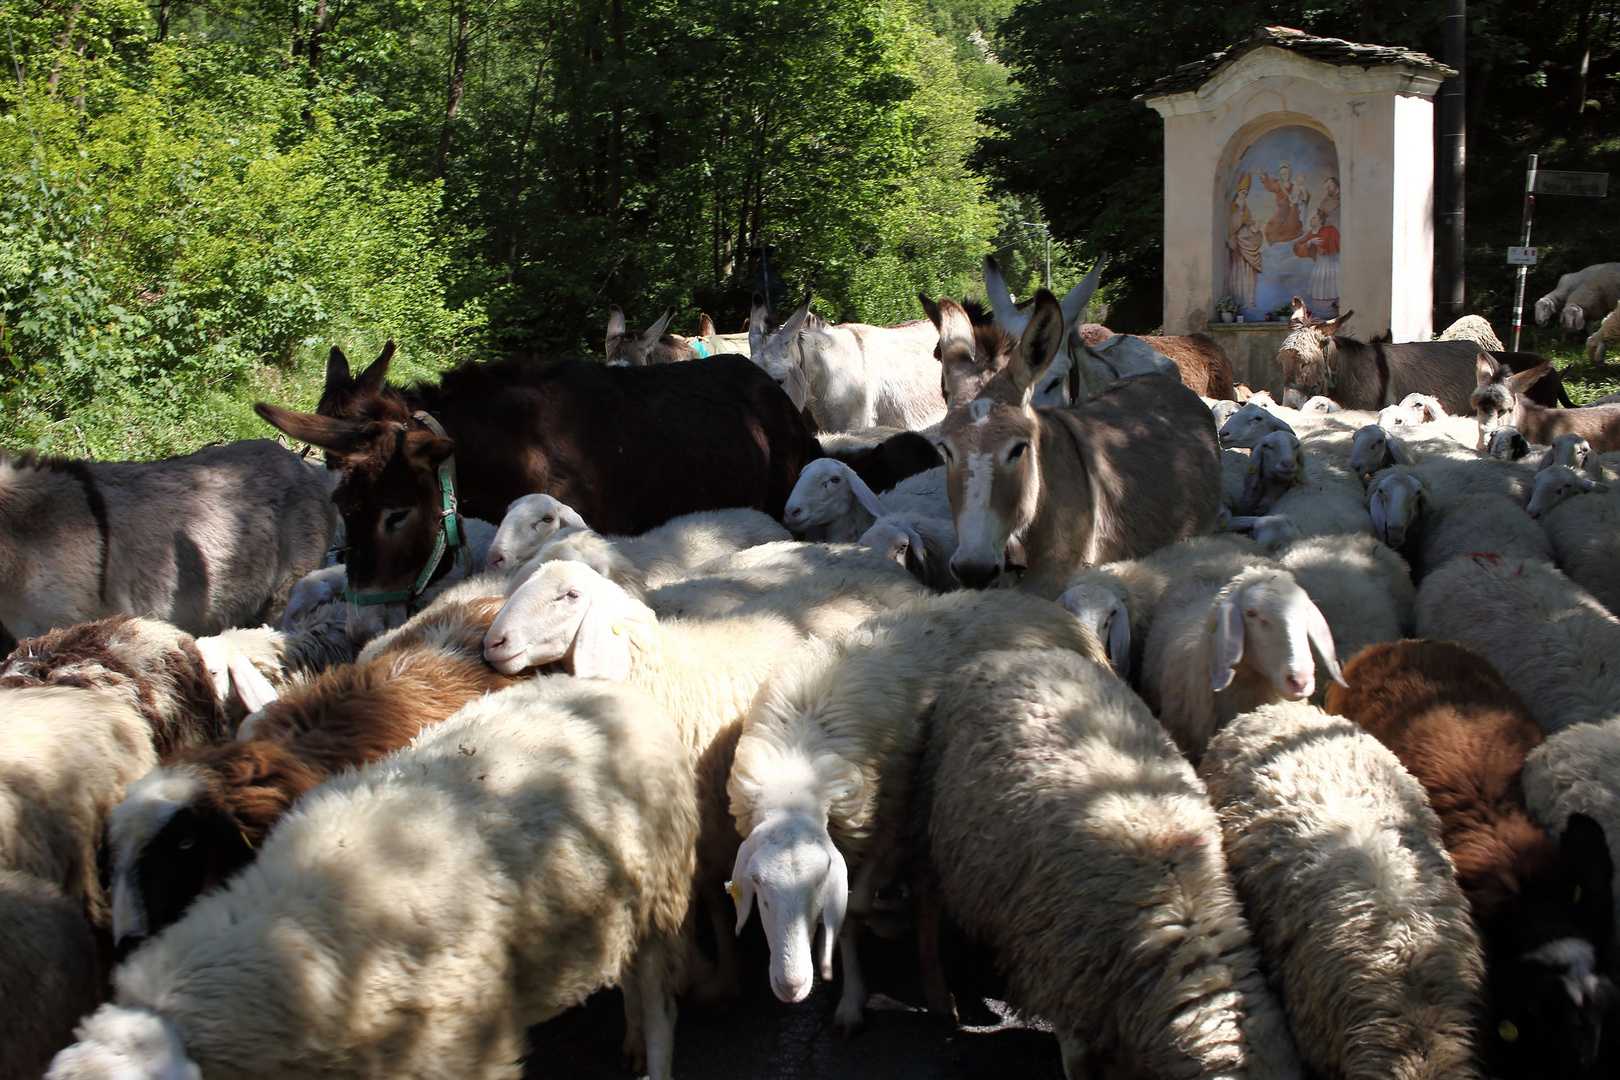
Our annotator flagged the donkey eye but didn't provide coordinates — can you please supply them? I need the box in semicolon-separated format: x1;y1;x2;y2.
178;839;194;850
384;509;410;530
1008;443;1028;461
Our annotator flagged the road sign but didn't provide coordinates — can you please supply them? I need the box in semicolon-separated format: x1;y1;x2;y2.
1508;246;1539;266
1531;171;1609;197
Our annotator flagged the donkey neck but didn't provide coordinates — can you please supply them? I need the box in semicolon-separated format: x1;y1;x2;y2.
1016;409;1096;598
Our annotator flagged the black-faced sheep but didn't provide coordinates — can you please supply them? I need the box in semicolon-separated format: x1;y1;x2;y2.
50;676;698;1080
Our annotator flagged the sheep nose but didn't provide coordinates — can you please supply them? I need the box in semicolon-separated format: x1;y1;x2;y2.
114;934;146;963
771;973;812;1004
1282;671;1313;698
950;555;1002;590
487;553;506;570
483;635;508;662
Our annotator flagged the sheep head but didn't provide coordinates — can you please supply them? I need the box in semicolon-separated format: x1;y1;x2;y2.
485;494;586;572
1368;472;1425;551
860;514;926;580
1239;431;1304;516
1218;401;1295;450
1527;465;1610;522
1057;583;1130;679
1348;424;1411;488
1539;434;1597;478
1210;569;1343;701
1486;427;1531;461
483;560;644;679
783;459;887;541
729;809;848;1005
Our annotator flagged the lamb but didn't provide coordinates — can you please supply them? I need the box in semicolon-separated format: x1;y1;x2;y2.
1521;717;1620;935
1540;480;1620;615
483;558;900;1002
1258;446;1375;539
1219;399;1297;449
1348;424;1414;486
105;591;517;953
1200;701;1486;1080
1439;313;1506;352
0;441;335;639
1210;397;1243;429
1415;553;1620;734
1540;433;1607;480
1142;563;1344;761
50;675;698;1080
1557;262;1620;330
920;648;1301;1079
858;513;958;592
1237;430;1304;515
782;457;890;541
506;509;792;596
727;590;1105;1035
1474;355;1620;453
1368;471;1552;577
483;493;588;571
1326;640;1618;1077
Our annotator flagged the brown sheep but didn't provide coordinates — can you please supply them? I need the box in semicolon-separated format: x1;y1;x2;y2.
1141;333;1237;399
105;594;518;957
1326;639;1617;1078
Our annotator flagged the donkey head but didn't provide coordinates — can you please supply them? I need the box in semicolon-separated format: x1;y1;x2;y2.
1276;302;1353;398
923;289;1064;589
749;292;817;412
315;341;395;421
1472;353;1548;448
604;305;677;367
256;377;455;640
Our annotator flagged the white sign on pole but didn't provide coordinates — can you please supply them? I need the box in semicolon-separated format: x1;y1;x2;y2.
1507;246;1539;266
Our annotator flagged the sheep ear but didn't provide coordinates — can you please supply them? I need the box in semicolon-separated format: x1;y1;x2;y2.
1106;600;1131;681
1368;489;1389;546
1305;598;1345;686
228;651;280;715
819;839;849;981
1209;590;1245;692
730;834;760;935
568;586;633;682
1561;814;1614;943
557;504;588;530
846;471;889;521
898;520;927;580
1386;437;1413;466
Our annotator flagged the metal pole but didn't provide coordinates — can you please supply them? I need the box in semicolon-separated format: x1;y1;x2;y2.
1435;0;1466;326
1511;153;1537;353
1044;227;1052;291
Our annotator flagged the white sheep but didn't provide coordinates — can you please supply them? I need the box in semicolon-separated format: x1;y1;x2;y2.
509;509;794;597
1200;701;1486;1079
1142;563;1344;761
1259;447;1375;539
0;870;101;1080
858;512;958;592
727;590;1105;1035
1057;534;1263;683
1219;400;1296;449
1521;717;1620;932
1541;482;1620;616
923;649;1302;1079
1368;471;1551;576
1558;262;1620;330
1276;532;1414;689
483;493;588;571
1210;397;1243;429
1238;430;1304;515
1347;425;1413;487
1539;433;1606;480
49;675;698;1080
1415;553;1620;734
1222;512;1303;551
1438;313;1505;352
782;457;890;540
643;540;925;623
1585;299;1620;362
482;558;906;1002
1528;463;1612;522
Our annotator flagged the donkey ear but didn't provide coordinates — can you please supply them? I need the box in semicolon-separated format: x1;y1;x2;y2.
254;403;373;456
779;292;814;341
355;341;395;396
982;256;1022;326
748;293;769;356
1057;253;1108;325
1209;589;1246;692
1321;310;1353;336
1506;362;1551;397
699;313;716;337
929;298;980;400
641;307;675;344
325;346;352;391
918;293;944;331
1010;290;1064;397
403;430;455;472
1475;352;1499;386
1289;296;1312;326
606;304;627;339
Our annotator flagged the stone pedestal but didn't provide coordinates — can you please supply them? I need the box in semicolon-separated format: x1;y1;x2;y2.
1205;322;1293;397
1142;27;1453;347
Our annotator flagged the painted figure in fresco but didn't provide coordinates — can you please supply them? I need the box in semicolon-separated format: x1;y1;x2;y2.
1292;207;1341;312
1317;176;1341;228
1226;176;1264;308
1260;163;1304;245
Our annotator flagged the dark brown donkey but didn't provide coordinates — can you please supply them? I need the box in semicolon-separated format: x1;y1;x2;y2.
257;343;818;608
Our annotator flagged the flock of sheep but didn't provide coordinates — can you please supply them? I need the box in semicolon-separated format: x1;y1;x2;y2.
3;258;1620;1080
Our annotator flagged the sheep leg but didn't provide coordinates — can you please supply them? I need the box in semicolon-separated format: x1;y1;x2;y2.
1057;1031;1093;1080
632;946;679;1080
620;965;647;1073
912;872;957;1024
830;921;867;1039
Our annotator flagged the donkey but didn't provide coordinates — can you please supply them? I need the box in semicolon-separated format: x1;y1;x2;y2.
1472;354;1620;453
255;343;818;636
1278;298;1571;413
924;289;1221;598
605;305;700;366
748;293;944;432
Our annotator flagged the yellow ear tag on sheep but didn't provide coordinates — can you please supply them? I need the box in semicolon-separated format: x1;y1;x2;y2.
612;621;624;636
1246;464;1256;474
1498;1020;1519;1043
240;830;254;851
1574;885;1583;904
727;880;742;902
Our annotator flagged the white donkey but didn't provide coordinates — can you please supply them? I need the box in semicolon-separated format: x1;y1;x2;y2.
748;295;944;433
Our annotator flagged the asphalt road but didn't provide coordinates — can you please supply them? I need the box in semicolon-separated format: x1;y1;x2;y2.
524;919;1066;1080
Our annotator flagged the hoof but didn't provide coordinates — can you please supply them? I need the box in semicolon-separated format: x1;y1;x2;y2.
831;1012;865;1041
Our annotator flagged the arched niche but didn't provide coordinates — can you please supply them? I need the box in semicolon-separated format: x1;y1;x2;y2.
1215;119;1343;323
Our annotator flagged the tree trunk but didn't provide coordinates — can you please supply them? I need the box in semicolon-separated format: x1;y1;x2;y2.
157;0;171;42
47;1;83;97
507;54;548;273
434;0;474;179
309;0;329;71
1571;0;1596;113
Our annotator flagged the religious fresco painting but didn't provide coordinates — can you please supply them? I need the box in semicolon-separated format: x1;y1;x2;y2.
1222;125;1341;322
